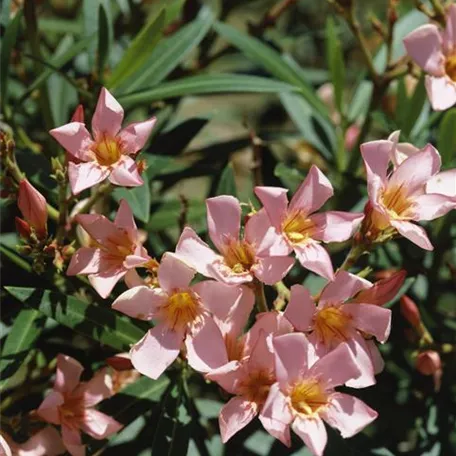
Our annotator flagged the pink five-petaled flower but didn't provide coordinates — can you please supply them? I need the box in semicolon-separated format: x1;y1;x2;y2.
112;252;247;379
67;199;151;298
175;195;294;285
36;355;122;456
0;427;66;456
50;87;156;194
17;179;48;239
261;334;377;456
255;165;364;281
361;139;456;250
283;271;391;388
404;4;456;111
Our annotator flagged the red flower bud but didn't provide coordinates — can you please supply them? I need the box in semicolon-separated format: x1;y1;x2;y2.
106;353;133;371
15;217;32;239
416;350;441;376
400;295;421;328
17;179;48;238
71;104;85;123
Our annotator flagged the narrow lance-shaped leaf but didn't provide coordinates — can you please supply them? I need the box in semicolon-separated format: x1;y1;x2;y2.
97;3;111;81
113;177;151;223
437;108;456;166
216;163;237;197
401;73;427;137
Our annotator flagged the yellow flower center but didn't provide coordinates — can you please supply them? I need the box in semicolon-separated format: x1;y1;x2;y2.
290;379;328;416
445;54;456;82
381;185;413;220
223;239;256;274
282;211;315;244
93;136;122;166
238;369;275;405
314;306;352;346
161;290;200;331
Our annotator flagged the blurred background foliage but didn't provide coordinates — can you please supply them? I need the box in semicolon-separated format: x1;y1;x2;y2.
1;0;455;455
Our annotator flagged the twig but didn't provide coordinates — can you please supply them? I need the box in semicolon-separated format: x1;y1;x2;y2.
249;128;265;187
249;0;298;36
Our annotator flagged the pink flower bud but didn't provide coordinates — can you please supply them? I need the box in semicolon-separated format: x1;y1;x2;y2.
71;104;84;123
353;270;406;306
15;217;31;239
416;350;441;376
400;295;421;328
106;353;133;371
17;179;48;237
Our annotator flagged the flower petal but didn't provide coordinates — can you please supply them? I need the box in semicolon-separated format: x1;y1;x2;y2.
443;4;456;54
118;117;157;154
426;169;456;197
254;186;289;230
206;360;242;394
292;416;327;456
425;75;456;111
18;426;66;456
81;409;123;440
81;368;113;407
61;427;83;456
67;248;102;276
55;354;84;393
68;161;109;195
114;199;137;230
390;220;433;251
252;256;294;285
258;410;291;448
75;213;117;244
108;156;143;187
89;267;127;299
219;397;258;443
112;285;165;320
37;391;64;424
320;270;372;305
361;140;392;183
344;337;376;388
412;193;456;221
130;324;183;379
283;284;315;332
92;87;124;138
260;382;293;429
158;252;196;293
294;241;335;281
50;122;93;161
310;211;364;243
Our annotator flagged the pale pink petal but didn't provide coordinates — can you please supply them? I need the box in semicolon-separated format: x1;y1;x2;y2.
342;303;391;343
320;271;372;305
219;397;257;443
254;186;289;230
412;193;456;221
443;4;456;54
260;382;293;427
206;196;241;252
114;199;137;230
0;436;11;456
175;227;220;279
158;252;196;293
403;24;445;75
50;122;93;161
310;211;364;243
81;368;113;407
92;87;124;138
81;409;123;439
321;393;377;438
55;354;83;393
112;286;165;320
118;117;156;155
388;130;420;168
252;256;294;285
130;324;183;379
292;416;327;456
283;284;315;331
89;267;127;299
17;427;65;456
345;337;377;388
289;165;333;215
206;360;242;394
207;261;254;285
37;391;64;424
192;280;242;320
186;317;228;372
67;248;101;276
75;214;118;245
426;169;456;197
124;269;145;288
247;330;274;371
61;427;83;456
308;343;361;389
124;254;149;269
360;140;392;182
68;161;109;195
108;156;143;187
294;241;335;281
365;339;385;374
272;333;311;388
258;411;291;448
390;220;433;251
425;75;456;111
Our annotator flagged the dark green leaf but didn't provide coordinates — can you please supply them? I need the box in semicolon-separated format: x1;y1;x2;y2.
4;287;145;352
216;163;237;197
0;309;46;391
113;178;151;223
401;73;427;137
118;74;299;108
274;162;305;193
97;3;111;81
437;108;456;166
148;199;206;231
107;9;165;89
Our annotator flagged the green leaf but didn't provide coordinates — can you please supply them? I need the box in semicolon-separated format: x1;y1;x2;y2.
4;287;145;352
113;178;151;223
0;309;46;391
325;17;345;114
148;199;206;231
97;3;111;81
118;74;298;108
107;9;165;89
1;10;22;111
118;6;214;95
274;162;305;193
437;108;456;166
401;73;427;137
216;163;237;197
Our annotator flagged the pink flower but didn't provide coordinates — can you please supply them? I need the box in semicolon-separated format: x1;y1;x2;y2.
50;88;156;194
175;195;294;285
404;4;456;110
283;271;391;387
36;355;122;456
112;252;248;379
255;166;364;281
67;199;151;298
361;138;456;250
426;169;456;199
261;334;377;455
1;427;66;456
17;179;48;238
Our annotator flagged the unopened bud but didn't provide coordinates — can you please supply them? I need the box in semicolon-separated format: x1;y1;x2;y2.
71;104;85;123
416;350;441;376
15;217;32;239
400;295;421;328
106;353;134;371
17;179;48;238
353;270;406;306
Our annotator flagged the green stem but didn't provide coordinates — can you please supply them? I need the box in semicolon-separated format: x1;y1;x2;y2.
71;182;113;218
338;243;366;271
253;279;268;313
56;175;68;244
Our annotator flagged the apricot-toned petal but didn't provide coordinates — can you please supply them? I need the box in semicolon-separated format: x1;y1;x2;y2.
109;157;143;187
61;427;83;456
67;248;101;276
252;256;294;285
114;199;136;230
130;324;183;379
37;391;64;424
294;241;335;281
426;169;456;197
403;24;445;75
254;186;289;230
259;410;291;448
365;339;385;374
425;75;456;111
112;286;165;320
124;254;149;269
412;193;456;221
81;409;123;439
75;214;117;244
342;304;391;343
17;426;66;456
55;354;83;393
205;360;242;394
92;87;124;138
360;140;392;199
118;117;156;154
443;4;456;53
344;337;376;388
310;211;364;243
68;161;109;195
219;397;257;443
292;417;327;456
158;252;196;293
81;368;113;407
89;267;127;299
322;393;377;438
248;329;274;371
50;122;93;161
124;269;145;288
390;220;433;251
17;179;48;235
289;165;333;215
261;382;293;427
320;270;371;305
283;285;315;332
